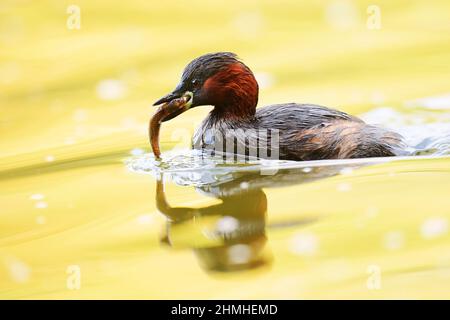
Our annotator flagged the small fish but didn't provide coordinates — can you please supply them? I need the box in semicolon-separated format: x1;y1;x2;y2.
149;94;191;159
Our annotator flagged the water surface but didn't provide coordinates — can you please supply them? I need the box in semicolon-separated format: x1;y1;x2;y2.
1;0;450;299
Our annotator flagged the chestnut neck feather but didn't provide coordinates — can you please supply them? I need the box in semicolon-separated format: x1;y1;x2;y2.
204;63;259;121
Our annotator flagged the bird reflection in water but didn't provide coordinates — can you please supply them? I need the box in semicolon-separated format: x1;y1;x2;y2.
156;178;269;272
154;161;363;273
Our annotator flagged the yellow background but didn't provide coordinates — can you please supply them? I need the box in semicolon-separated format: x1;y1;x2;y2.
1;0;450;299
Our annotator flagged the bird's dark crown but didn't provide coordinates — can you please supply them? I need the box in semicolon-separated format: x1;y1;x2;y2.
180;52;240;86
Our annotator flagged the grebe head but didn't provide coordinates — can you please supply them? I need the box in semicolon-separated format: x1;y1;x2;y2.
153;52;259;121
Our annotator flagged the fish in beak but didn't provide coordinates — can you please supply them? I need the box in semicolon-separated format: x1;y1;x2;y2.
149;92;192;158
153;90;193;122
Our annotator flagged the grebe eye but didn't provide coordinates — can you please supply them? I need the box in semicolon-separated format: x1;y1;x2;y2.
191;79;200;87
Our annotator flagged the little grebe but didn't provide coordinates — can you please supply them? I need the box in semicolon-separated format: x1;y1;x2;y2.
153;52;405;161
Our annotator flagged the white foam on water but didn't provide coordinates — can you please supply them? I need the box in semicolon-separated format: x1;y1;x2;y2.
361;106;450;155
4;257;31;283
406;93;450;110
421;217;448;239
96;79;126;101
289;232;319;256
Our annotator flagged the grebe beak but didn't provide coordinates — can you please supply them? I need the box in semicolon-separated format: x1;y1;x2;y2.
153;90;183;106
153;91;193;122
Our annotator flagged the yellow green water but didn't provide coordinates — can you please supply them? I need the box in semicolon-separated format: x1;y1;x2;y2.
1;0;450;299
